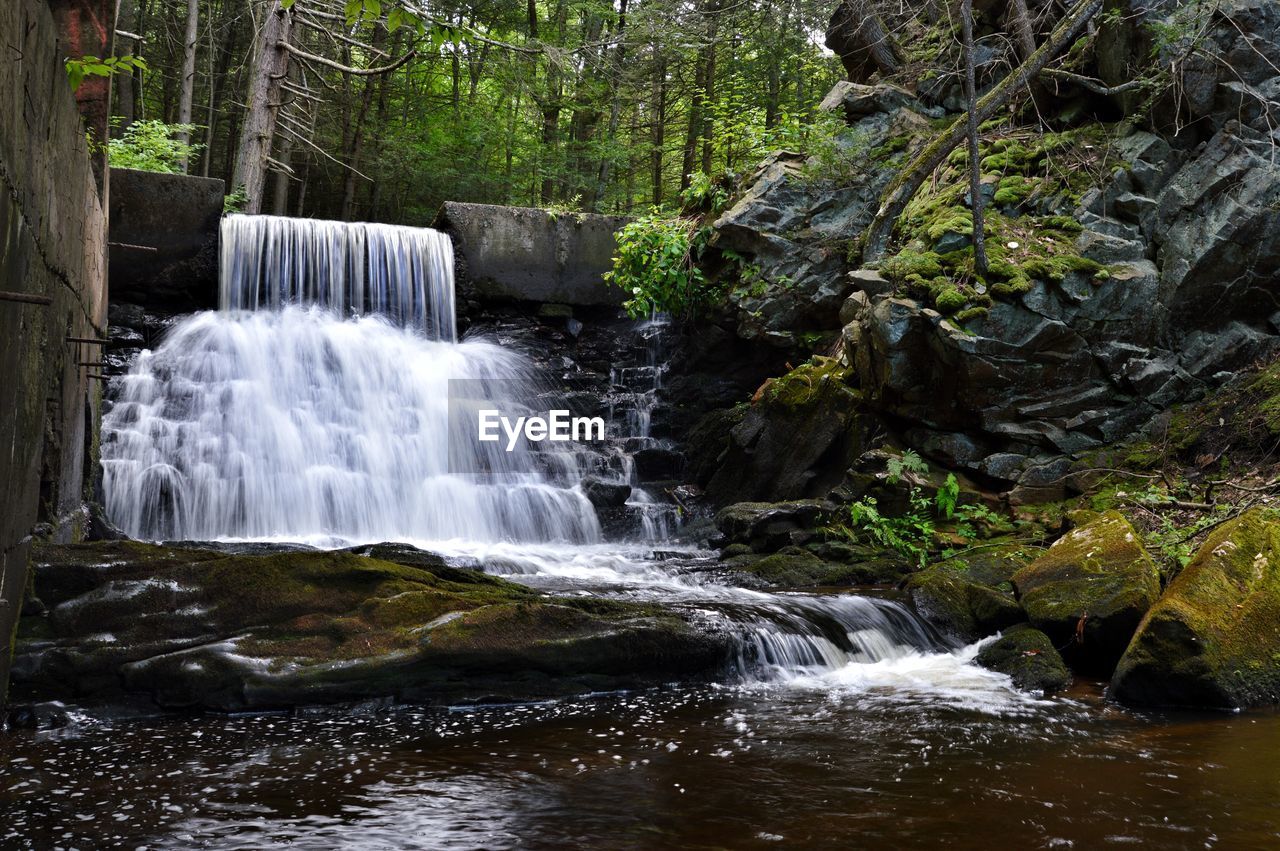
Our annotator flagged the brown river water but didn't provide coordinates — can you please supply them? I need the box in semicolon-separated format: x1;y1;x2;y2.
4;677;1279;849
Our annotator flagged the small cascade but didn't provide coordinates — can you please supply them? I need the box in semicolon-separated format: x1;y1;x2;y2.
220;214;457;339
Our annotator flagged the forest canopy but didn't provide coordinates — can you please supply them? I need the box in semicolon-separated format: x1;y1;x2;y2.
112;0;845;221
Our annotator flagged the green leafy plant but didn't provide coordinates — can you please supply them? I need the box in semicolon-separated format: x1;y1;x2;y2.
605;211;716;319
223;185;249;213
107;120;202;174
545;195;584;222
681;171;729;215
65;54;146;92
844;451;945;567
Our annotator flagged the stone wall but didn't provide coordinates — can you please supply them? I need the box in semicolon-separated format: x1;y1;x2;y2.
109;168;225;310
435;202;626;307
0;0;108;704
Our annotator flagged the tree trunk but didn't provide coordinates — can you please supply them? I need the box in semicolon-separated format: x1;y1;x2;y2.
680;46;707;190
651;53;666;205
825;0;903;83
699;3;719;178
231;1;293;214
592;0;629;210
1007;0;1039;60
961;0;987;276
862;0;1103;263
176;0;200;171
272;133;292;215
116;0;137;128
341;29;385;221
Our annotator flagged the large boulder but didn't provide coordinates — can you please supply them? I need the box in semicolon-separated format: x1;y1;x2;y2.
11;542;732;711
1112;510;1280;709
1012;511;1161;674
727;546;902;590
711;87;932;348
976;625;1073;695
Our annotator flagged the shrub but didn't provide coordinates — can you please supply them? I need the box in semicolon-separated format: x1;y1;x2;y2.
604;211;715;319
108;120;202;174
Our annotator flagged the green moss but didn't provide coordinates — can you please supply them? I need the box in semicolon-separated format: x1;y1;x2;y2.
976;624;1072;693
762;356;853;410
735;546;905;589
993;175;1041;206
906;560;1027;642
933;287;968;314
881;249;943;282
1113;510;1280;708
880;123;1116;307
1013;511;1162;673
953;306;990;324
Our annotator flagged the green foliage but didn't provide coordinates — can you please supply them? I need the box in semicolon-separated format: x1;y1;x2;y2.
886;449;929;484
605;212;715;319
223;185;249;213
107;120;202;174
681;172;729;215
847;495;934;568
847;451;940;568
65;54;145;92
936;473;960;519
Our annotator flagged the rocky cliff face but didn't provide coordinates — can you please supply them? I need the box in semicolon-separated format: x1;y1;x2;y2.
690;0;1280;503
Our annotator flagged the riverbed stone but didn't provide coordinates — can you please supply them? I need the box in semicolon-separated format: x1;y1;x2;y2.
582;477;632;508
714;499;831;551
906;554;1027;643
11;542;732;711
976;625;1072;694
728;546;899;589
1111;510;1280;710
1012;511;1161;675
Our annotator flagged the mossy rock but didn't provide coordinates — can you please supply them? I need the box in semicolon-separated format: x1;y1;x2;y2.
730;546;905;589
976;625;1072;694
905;556;1027;642
1111;510;1280;709
1012;511;1161;675
13;542;732;711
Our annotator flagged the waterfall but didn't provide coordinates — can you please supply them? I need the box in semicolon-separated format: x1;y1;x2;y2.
100;214;1006;700
219;214;457;340
102;215;599;544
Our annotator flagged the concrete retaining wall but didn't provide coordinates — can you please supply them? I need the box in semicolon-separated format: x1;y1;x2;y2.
109;168;224;309
434;202;626;307
0;0;108;703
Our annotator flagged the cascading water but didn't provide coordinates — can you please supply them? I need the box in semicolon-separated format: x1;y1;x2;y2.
103;215;598;545
219;213;457;339
101;213;1027;704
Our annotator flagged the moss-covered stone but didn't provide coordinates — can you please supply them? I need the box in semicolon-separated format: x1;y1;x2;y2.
13;541;732;711
976;624;1072;694
1013;511;1161;675
730;546;906;589
905;550;1028;642
1111;510;1280;709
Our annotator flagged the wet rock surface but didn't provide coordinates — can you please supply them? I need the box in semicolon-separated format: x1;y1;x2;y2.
976;625;1073;695
12;542;733;712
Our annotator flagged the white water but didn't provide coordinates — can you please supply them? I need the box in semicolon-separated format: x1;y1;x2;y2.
102;214;1037;710
220;213;457;339
101;308;599;543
